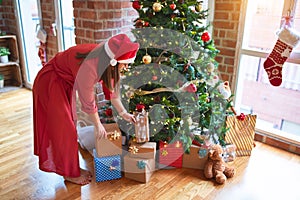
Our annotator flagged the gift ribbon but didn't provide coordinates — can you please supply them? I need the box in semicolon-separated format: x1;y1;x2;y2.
132;80;202;96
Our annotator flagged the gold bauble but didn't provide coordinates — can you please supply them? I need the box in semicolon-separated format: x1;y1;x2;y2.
195;3;202;12
153;2;162;12
207;63;215;72
142;54;152;64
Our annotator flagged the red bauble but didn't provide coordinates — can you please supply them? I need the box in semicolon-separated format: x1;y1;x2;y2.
186;83;197;93
144;21;149;27
201;32;211;42
136;103;145;112
135;19;144;28
152;75;158;80
132;1;141;10
169;3;176;10
105;108;113;116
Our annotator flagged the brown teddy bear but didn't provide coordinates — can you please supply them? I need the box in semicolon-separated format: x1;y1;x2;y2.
204;144;235;184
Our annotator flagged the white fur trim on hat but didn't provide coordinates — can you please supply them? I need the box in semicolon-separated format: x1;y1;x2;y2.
118;56;136;64
104;41;118;66
278;27;300;48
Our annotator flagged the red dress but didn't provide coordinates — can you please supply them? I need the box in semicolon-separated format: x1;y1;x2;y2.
33;44;102;177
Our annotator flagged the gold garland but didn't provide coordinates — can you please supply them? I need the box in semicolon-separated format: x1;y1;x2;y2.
132;79;203;96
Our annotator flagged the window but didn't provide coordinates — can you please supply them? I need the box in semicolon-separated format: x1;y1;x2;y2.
235;0;300;142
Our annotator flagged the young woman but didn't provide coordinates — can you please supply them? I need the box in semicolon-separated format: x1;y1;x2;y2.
33;34;139;185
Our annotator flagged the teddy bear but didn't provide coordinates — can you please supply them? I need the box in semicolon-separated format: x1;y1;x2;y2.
204;144;235;184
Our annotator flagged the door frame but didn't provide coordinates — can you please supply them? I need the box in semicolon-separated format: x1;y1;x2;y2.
15;0;43;89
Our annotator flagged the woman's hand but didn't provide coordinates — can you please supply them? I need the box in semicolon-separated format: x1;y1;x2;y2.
94;124;107;140
122;112;136;124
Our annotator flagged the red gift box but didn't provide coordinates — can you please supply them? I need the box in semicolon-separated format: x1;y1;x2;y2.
158;141;183;168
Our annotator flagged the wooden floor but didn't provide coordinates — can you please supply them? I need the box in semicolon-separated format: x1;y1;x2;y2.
1;88;300;200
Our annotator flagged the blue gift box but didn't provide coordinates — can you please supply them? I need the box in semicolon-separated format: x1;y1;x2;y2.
93;149;122;182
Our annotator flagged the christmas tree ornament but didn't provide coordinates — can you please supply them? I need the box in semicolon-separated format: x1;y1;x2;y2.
169;3;176;10
153;2;162;12
143;21;149;27
135;19;144;28
142;54;152;64
195;3;202;12
185;83;197;93
136;103;145;112
152;75;158;81
218;81;231;99
201;31;211;42
207;62;215;72
132;1;142;10
263;26;300;86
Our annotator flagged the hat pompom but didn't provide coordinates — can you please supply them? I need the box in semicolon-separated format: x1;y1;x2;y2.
110;59;117;66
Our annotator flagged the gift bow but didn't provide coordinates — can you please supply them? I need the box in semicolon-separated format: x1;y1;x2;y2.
161;149;168;156
109;131;121;140
109;159;119;171
198;148;208;158
128;145;139;154
137;160;146;169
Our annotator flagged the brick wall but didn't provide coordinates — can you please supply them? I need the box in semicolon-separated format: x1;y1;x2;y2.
213;0;242;90
73;0;137;44
0;0;17;35
39;0;58;60
39;0;138;59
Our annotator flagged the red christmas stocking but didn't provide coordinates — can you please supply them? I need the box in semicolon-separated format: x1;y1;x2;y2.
263;27;300;86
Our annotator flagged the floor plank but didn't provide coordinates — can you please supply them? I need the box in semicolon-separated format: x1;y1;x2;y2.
1;88;300;200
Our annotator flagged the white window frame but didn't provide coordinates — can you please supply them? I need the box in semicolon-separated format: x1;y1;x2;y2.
235;0;300;144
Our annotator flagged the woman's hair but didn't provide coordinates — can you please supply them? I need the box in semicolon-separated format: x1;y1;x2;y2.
76;45;120;93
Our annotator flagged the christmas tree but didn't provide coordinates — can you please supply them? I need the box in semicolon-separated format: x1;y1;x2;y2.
119;0;232;152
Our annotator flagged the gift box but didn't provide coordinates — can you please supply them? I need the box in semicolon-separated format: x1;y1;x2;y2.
124;155;155;183
128;141;156;159
134;110;150;143
158;141;183;168
93;149;122;182
182;144;209;169
95;82;103;94
97;100;111;108
95;92;106;102
95;123;122;157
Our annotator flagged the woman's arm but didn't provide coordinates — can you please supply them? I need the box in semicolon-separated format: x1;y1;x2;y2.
110;95;136;123
88;111;107;139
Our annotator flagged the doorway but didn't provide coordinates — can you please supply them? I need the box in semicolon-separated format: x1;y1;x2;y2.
15;0;43;88
54;0;75;52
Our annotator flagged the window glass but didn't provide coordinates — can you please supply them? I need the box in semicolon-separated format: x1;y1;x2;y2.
242;0;285;52
236;0;300;142
293;1;300;52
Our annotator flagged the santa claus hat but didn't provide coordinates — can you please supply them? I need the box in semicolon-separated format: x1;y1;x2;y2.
104;34;139;66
